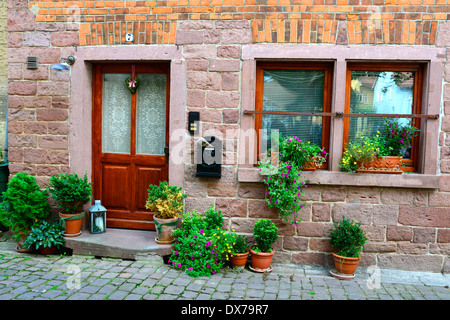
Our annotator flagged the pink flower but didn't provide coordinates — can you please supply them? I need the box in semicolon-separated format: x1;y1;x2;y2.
177;264;181;269
200;229;205;234
188;267;193;271
205;241;211;247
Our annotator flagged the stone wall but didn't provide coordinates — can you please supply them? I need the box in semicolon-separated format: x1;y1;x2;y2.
0;0;7;151
6;0;450;273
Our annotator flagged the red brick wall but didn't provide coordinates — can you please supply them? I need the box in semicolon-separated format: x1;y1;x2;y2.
7;0;450;273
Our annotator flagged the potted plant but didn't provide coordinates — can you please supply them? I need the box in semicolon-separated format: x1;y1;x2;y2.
168;206;227;277
48;173;92;237
328;216;367;279
0;172;50;252
340;118;419;174
280;136;328;171
228;233;250;269
22;220;65;255
145;181;187;244
339;135;400;173
249;219;278;272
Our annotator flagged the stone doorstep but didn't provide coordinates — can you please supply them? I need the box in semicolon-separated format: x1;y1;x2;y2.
63;228;173;260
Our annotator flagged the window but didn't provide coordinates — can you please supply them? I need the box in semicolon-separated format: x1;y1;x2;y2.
255;62;333;167
344;63;424;172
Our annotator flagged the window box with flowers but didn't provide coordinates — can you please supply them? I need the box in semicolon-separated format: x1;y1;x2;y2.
340;118;419;174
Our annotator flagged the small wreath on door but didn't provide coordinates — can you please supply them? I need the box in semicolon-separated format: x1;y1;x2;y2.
126;76;140;94
126;65;140;94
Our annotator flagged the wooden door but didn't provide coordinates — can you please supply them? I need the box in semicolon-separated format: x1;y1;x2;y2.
92;63;170;230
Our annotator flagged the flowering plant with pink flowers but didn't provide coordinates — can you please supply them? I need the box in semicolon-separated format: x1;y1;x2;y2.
168;206;232;277
382;118;418;157
280;136;328;169
259;157;306;226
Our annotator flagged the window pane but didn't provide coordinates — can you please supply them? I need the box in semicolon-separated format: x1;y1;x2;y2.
262;69;325;148
102;73;131;154
136;73;167;155
349;70;414;158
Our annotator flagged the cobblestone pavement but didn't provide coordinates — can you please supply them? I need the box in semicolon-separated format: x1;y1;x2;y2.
0;251;448;303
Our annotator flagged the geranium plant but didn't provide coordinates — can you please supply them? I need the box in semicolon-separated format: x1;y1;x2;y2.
259;157;306;226
145;181;187;219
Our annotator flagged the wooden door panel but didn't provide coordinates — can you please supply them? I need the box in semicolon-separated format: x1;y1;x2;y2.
134;166;166;212
101;164;130;210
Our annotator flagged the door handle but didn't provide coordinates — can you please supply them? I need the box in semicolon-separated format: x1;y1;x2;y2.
164;144;169;163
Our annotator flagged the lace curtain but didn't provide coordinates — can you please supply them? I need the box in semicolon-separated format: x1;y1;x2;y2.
102;72;167;155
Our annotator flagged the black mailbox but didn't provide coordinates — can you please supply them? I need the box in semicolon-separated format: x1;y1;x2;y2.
196;136;221;178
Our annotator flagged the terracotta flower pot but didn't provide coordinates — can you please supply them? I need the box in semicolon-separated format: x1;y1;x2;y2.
229;251;249;268
153;216;178;244
357;156;403;173
301;160;316;171
14;231;35;253
59;212;84;237
38;245;58;255
249;246;275;272
332;253;361;275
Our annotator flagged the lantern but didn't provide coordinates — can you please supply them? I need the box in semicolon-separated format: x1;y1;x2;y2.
88;200;107;234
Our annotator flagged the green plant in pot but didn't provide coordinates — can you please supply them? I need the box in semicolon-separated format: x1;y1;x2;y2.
48;173;92;237
328;216;367;279
250;219;278;272
145;181;187;244
0;172;50;252
22;220;65;255
228;233;250;269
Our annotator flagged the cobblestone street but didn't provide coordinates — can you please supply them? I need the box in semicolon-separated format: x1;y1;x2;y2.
0;251;448;304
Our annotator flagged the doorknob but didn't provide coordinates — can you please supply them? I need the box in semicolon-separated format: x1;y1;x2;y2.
164;144;169;163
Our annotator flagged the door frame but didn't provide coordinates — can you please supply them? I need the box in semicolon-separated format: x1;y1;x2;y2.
91;63;171;229
68;47;186;226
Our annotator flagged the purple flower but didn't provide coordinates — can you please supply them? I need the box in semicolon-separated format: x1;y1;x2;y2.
177;264;182;269
399;138;404;144
205;241;212;247
200;229;204;234
188;267;193;271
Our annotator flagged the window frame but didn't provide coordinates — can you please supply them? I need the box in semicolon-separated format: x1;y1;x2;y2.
344;62;425;172
238;45;444;188
255;61;334;168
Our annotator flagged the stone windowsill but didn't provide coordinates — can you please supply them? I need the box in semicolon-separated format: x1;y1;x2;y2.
237;167;440;189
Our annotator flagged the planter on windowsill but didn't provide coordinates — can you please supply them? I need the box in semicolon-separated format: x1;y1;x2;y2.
356;156;403;174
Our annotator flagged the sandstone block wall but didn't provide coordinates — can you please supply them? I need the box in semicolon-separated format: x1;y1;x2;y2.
6;0;450;273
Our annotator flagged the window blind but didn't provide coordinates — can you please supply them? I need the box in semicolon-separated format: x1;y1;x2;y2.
262;69;325;147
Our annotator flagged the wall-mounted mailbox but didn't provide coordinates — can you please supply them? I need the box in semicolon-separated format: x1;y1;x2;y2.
196;136;221;178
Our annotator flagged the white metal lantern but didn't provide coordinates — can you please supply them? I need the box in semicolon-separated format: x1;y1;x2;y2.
88;200;107;234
